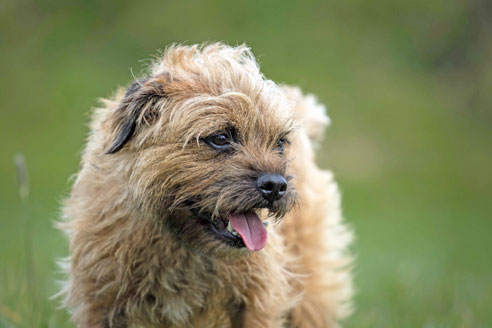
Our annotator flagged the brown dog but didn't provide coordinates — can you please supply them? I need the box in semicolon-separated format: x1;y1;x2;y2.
58;43;352;328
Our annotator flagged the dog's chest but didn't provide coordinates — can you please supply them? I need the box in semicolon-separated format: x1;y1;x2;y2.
186;298;245;328
142;280;245;327
140;252;247;327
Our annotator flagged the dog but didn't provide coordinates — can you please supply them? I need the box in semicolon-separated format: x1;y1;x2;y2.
58;43;352;328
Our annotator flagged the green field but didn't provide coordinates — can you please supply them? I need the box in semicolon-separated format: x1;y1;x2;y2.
1;1;491;327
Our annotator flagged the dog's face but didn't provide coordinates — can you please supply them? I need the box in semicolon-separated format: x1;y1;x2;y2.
101;45;297;256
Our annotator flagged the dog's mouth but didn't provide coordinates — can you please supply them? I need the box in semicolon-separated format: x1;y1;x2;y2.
190;207;268;251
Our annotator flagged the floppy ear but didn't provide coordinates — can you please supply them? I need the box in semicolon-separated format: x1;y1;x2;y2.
106;75;167;154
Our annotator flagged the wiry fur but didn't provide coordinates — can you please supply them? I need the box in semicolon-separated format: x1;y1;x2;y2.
58;43;352;328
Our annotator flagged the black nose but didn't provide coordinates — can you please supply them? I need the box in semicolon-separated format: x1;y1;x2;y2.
257;174;288;202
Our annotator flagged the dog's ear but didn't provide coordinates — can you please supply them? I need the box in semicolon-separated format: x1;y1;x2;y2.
106;75;168;154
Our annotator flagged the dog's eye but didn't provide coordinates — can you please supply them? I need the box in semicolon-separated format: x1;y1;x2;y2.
276;138;287;153
205;133;232;150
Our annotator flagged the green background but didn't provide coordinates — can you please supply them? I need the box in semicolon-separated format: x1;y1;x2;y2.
1;0;491;327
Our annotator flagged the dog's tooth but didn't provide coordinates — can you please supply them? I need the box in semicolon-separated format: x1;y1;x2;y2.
232;231;238;236
227;221;233;233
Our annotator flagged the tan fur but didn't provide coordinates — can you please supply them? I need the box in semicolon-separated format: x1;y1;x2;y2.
58;43;352;328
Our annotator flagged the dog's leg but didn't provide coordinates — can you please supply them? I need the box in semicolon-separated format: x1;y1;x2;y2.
65;247;127;328
69;301;113;328
71;298;128;328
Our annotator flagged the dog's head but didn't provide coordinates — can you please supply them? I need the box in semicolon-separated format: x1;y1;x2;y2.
100;44;297;256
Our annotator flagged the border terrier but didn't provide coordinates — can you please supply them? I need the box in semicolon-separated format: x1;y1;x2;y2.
58;43;352;328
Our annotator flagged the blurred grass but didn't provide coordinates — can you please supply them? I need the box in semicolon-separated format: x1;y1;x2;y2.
1;0;491;327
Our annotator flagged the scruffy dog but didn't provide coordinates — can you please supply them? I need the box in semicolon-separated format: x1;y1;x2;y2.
59;43;352;328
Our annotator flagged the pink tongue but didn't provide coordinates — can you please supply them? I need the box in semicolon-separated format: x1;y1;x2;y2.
228;212;267;251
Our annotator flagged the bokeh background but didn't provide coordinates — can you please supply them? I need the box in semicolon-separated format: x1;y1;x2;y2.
1;0;491;327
